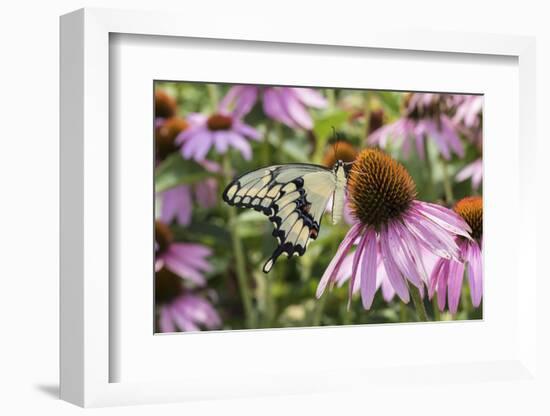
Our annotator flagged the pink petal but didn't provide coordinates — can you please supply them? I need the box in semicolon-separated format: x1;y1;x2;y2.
159;306;175;333
411;201;472;240
348;232;368;306
155;258;164;272
175;125;204;145
219;85;258;118
395;221;429;283
292;87;327;108
447;259;465;314
182;131;213;161
281;88;314;129
263;88;298;127
428;258;445;299
226;132;252;160
213;131;229;154
161;185;192;226
414;126;426;159
441;116;464;157
174;242;212;257
386;223;423;288
467;240;483;307
186;113;208;126
419;120;451;160
170;306;199;332
436;261;449;311
380;273;396;302
404;210;461;260
316;223;364;298
360;228;378;309
379;226;410;303
233;120;261;141
194;178;218;208
163;251;207;286
335;252;355;289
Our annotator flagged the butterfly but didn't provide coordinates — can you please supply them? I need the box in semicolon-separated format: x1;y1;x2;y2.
222;160;350;273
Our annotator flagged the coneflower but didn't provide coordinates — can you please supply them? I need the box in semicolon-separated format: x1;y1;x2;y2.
155;267;221;332
322;140;358;168
316;149;472;310
220;85;327;130
176;112;261;161
368;93;464;160
429;196;483;313
155;220;213;286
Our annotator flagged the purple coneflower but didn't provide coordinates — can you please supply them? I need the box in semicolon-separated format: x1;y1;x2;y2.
456;159;483;190
316;149;472;309
220;85;327;130
160;160;220;226
176;112;261;161
334;250;396;304
155;220;213;286
156;267;221;332
453;95;483;130
368;93;464;160
429;196;483;314
336;227;441;306
453;95;483;190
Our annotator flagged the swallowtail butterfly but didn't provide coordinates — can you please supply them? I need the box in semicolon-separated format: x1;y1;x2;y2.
223;160;350;272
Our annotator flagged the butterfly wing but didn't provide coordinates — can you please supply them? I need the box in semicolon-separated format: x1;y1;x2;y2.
223;164;337;272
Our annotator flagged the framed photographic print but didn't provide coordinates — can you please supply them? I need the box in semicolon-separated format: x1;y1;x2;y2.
60;7;540;409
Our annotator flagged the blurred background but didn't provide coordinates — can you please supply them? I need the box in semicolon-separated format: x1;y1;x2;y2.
154;81;483;332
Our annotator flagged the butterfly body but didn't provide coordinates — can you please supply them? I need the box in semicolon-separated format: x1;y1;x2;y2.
223;161;349;273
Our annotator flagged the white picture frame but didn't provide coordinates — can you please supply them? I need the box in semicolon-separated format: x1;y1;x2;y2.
60;7;539;408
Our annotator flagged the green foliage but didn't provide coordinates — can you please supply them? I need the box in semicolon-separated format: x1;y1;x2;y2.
155;152;215;192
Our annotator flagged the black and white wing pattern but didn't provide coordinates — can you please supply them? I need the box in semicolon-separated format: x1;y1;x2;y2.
222;164;338;272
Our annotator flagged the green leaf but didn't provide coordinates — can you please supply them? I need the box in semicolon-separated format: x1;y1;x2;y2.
313;109;349;141
155;153;214;192
312;110;349;162
376;91;403;118
171;221;231;242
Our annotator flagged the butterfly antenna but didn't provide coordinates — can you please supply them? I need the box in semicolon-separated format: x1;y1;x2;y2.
331;126;340;161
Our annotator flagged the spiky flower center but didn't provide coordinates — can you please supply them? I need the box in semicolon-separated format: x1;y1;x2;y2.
155;220;173;254
207;113;233;131
322;140;358;167
155;90;177;119
155;267;183;304
348;149;417;228
156;117;188;159
454;196;483;240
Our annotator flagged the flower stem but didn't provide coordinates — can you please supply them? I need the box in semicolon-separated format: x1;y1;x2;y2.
432;296;441;321
441;160;454;204
409;285;428;322
424;146;435;199
222;154;256;328
400;302;408;322
312;292;327;326
206;84;220;112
